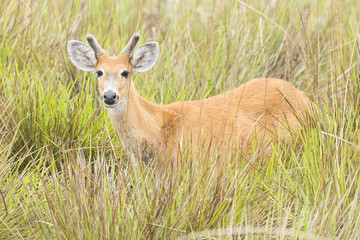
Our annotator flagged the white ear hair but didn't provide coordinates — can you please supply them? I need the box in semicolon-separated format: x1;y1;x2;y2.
131;42;159;73
67;40;97;71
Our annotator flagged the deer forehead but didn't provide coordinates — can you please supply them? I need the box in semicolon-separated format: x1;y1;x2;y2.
96;54;133;73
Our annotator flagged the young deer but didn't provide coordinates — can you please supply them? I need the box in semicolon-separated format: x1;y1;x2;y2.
67;33;314;162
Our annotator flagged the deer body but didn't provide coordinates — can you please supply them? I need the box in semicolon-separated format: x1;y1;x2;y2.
67;34;313;162
109;77;311;161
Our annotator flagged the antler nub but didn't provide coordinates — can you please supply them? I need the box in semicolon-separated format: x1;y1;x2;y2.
121;33;140;56
86;34;106;57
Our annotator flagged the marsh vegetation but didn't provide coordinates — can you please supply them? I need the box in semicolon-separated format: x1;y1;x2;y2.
1;0;360;239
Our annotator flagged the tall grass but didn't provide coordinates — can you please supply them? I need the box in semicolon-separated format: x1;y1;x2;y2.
1;0;360;239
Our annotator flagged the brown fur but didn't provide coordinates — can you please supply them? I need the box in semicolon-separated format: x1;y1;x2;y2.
95;53;314;162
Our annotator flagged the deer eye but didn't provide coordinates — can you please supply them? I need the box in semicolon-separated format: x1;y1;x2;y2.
95;71;103;78
121;71;129;79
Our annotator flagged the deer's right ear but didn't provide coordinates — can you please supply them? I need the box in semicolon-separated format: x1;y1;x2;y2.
67;40;97;71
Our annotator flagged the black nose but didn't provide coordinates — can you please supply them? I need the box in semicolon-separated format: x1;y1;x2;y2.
103;91;117;105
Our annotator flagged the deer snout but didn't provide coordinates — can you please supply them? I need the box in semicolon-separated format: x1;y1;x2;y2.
103;91;118;106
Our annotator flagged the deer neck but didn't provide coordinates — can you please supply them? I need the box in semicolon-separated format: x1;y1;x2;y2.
106;85;165;152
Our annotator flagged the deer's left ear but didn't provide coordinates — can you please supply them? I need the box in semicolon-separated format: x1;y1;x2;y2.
131;42;159;72
67;40;97;71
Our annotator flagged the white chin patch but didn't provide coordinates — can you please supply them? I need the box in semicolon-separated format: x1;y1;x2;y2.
106;98;127;114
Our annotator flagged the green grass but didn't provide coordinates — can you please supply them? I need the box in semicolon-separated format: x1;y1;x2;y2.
1;0;360;239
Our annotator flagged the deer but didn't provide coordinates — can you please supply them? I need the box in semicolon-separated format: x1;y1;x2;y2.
67;33;315;163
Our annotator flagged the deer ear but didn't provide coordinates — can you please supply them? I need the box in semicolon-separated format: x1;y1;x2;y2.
131;42;159;72
67;40;97;71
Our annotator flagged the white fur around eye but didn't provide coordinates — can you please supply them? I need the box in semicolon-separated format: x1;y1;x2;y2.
95;69;104;78
67;40;97;71
120;70;129;78
131;42;159;73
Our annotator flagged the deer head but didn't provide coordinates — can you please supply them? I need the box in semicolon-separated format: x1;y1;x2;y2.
67;33;159;112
